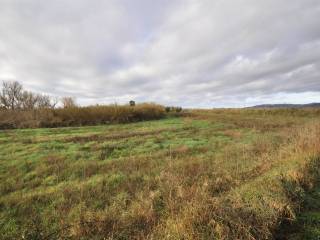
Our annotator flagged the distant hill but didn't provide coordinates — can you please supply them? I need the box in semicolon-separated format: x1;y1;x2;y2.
249;103;320;109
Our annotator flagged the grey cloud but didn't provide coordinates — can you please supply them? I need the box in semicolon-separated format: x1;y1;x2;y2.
0;0;319;107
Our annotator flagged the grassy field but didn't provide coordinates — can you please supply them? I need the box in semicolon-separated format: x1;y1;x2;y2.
1;109;320;239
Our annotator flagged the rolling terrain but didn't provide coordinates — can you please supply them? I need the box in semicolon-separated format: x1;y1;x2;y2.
249;103;320;109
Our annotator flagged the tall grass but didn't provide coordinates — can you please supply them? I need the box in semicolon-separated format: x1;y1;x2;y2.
0;103;166;129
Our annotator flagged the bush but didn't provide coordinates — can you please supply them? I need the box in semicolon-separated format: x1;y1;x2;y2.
165;106;183;113
129;100;136;107
0;103;167;129
175;107;182;113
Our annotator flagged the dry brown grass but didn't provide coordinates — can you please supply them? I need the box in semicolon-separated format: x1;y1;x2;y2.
0;103;166;129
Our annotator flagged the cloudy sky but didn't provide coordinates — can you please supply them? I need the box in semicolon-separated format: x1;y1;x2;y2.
0;0;319;107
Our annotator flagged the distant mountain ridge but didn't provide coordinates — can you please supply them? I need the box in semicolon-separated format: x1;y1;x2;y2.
249;103;320;108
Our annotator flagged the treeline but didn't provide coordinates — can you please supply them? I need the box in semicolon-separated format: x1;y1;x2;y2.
0;81;59;110
0;81;169;129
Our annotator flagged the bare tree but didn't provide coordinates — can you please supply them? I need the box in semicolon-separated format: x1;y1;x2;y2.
50;96;59;109
0;81;23;110
21;91;39;110
62;97;77;108
0;81;60;110
37;94;52;109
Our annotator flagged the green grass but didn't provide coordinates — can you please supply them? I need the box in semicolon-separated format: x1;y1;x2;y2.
277;160;320;240
1;109;320;239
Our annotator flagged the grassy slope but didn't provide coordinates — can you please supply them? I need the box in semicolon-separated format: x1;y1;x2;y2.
0;109;320;239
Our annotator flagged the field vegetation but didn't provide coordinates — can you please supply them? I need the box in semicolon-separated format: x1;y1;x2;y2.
0;103;167;129
0;108;320;239
0;81;170;129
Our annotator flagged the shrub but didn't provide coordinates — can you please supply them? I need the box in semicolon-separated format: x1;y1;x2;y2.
129;100;136;107
175;107;182;113
0;103;167;129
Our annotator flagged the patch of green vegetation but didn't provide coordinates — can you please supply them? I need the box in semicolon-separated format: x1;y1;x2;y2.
282;187;320;240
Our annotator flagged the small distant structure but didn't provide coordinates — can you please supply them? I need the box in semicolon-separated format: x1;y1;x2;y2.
129;100;136;107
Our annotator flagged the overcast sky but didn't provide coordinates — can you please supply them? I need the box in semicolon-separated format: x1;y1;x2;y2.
0;0;319;107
